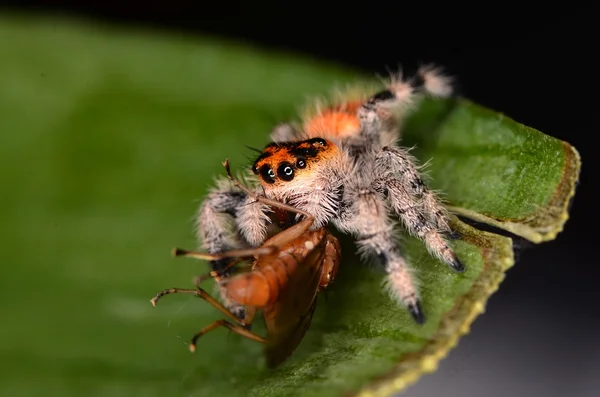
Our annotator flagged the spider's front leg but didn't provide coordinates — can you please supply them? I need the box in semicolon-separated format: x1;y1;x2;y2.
196;179;272;319
333;187;426;324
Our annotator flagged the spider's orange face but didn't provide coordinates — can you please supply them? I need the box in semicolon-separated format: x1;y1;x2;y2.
252;138;338;190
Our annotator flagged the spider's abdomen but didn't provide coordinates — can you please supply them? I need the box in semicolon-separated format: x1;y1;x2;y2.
304;100;363;138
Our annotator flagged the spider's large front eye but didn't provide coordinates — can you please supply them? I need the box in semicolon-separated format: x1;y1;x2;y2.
277;162;295;181
260;165;276;184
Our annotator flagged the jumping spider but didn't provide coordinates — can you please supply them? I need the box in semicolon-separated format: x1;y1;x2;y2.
198;64;463;324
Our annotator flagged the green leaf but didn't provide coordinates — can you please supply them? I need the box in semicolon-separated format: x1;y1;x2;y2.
0;14;579;397
404;99;580;243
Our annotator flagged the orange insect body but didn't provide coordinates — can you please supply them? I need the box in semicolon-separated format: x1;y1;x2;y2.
225;228;339;308
230;226;341;368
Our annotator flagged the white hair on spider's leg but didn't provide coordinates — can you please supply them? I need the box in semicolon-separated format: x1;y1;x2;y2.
235;188;273;247
380;247;423;307
387;73;421;108
417;64;455;98
382;267;422;308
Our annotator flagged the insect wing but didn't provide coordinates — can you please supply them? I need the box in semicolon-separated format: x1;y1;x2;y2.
262;237;327;368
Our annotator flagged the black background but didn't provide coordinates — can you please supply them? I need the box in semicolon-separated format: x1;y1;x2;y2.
4;2;597;396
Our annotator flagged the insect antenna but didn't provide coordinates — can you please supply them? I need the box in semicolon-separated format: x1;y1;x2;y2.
172;246;276;260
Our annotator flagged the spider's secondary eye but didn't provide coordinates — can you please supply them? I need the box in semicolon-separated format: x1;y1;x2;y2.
252;163;259;175
308;137;327;147
296;157;306;169
260;166;276;184
277;162;295;181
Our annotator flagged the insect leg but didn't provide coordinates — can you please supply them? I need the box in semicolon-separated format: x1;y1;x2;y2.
150;287;249;326
260;216;315;248
193;258;249;284
318;233;342;289
189;319;266;352
172;246;277;261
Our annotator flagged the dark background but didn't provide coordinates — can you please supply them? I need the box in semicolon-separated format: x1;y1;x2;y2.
4;2;597;396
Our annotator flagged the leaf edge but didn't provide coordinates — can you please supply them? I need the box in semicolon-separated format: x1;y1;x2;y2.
352;216;515;397
447;141;581;243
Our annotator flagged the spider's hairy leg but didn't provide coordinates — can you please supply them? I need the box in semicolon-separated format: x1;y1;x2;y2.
372;176;465;272
197;185;245;268
196;179;271;318
356;64;454;144
334;188;425;324
235;190;273;247
375;145;452;233
385;63;454;104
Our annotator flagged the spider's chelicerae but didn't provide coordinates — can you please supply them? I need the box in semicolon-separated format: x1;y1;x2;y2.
197;65;464;324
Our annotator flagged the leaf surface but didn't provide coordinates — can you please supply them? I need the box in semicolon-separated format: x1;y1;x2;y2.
0;14;579;397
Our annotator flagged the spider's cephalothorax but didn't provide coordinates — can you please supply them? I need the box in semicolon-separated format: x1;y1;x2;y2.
197;64;463;323
251;137;349;228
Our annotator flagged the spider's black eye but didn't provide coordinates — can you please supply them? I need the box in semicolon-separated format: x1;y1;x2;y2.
296;157;306;169
260;165;276;184
252;163;259;175
277;162;295;181
308;137;327;147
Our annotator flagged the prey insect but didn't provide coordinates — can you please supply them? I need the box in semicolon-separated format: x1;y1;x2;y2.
151;160;341;368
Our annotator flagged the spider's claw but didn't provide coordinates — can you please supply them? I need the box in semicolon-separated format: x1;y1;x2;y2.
408;301;426;324
447;230;462;240
450;258;466;273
